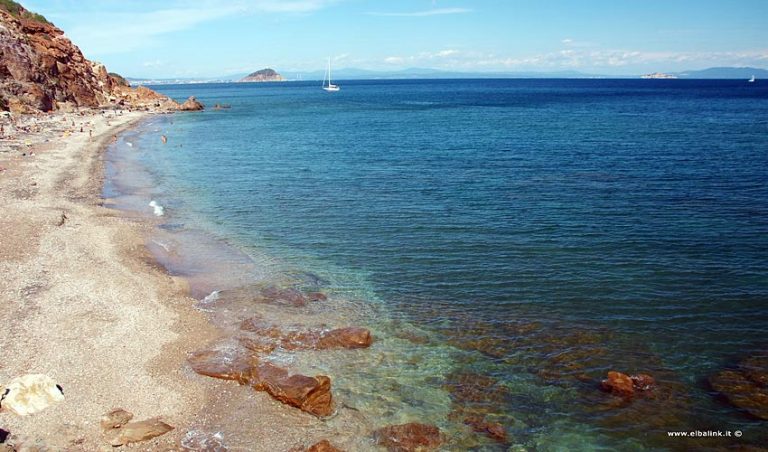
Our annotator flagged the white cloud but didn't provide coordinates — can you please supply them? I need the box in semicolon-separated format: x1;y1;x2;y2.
367;8;472;17
375;47;768;72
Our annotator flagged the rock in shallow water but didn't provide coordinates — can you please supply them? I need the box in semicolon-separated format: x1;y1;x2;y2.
179;96;205;111
710;354;768;420
240;315;373;351
187;348;334;417
187;349;256;385
600;371;655;397
373;423;443;452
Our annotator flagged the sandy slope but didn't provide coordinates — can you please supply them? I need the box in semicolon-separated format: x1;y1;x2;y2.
0;111;218;450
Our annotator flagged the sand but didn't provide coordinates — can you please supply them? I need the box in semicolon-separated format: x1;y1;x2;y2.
0;111;384;452
0;111;219;450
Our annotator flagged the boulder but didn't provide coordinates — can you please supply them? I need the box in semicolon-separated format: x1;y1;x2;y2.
188;347;334;417
187;349;256;385
373;423;443;452
179;96;205;111
251;363;333;417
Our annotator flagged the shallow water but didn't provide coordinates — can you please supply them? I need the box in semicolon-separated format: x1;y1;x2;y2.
105;79;768;450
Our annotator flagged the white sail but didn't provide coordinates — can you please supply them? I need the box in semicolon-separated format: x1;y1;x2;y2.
323;57;340;92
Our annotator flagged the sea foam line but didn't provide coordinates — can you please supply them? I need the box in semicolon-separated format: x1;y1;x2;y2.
149;200;165;216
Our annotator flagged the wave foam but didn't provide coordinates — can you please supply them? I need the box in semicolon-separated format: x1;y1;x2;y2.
149;200;165;216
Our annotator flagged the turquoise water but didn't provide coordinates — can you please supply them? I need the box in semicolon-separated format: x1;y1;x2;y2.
105;79;768;449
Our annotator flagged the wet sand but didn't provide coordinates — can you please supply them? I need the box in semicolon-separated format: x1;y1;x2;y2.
0;111;222;450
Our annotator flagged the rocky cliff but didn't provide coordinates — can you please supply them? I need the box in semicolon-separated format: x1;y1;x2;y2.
0;1;195;113
238;68;284;83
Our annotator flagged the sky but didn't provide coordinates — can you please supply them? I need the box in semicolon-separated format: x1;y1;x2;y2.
22;0;768;78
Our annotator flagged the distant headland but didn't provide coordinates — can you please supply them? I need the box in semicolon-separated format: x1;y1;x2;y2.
238;68;284;83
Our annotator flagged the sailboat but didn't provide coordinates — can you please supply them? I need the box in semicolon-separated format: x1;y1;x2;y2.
748;75;756;83
322;57;340;92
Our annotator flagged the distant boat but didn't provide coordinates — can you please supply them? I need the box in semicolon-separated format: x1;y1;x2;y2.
748;75;756;83
322;57;340;92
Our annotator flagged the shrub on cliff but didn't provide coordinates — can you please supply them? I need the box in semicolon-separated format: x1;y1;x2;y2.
0;0;50;24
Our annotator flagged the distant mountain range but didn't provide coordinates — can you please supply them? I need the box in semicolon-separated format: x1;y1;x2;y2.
127;66;768;85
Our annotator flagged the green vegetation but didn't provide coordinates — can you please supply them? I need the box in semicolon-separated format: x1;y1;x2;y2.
0;0;51;24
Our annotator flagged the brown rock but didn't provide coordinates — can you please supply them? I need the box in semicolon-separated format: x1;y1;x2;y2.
316;327;373;349
104;418;173;446
307;292;328;302
631;374;656;391
601;371;636;396
373;423;443;452
179;96;205;111
260;286;309;306
188;346;334;417
100;408;134;430
463;417;507;443
251;363;333;417
187;349;256;385
308;439;343;452
710;354;768;420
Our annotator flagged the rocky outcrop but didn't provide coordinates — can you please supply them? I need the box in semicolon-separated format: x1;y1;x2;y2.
187;348;334;417
0;2;194;113
239;68;284;83
710;353;768;420
179;96;204;111
373;423;444;452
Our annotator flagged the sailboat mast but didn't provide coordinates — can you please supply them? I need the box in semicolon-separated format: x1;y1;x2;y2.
328;57;332;85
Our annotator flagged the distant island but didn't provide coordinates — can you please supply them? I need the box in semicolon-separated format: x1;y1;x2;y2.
641;72;678;79
238;68;284;83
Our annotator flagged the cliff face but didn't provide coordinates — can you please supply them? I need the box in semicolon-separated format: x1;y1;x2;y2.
0;2;191;113
239;68;284;83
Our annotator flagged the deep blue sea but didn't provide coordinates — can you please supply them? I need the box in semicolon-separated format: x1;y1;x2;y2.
105;79;768;450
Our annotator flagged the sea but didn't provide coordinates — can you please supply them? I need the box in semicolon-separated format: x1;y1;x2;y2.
103;79;768;450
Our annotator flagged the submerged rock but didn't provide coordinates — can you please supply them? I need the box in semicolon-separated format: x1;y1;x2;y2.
710;354;768;420
373;423;443;452
316;327;372;349
463;416;507;443
600;371;655;397
240;315;373;351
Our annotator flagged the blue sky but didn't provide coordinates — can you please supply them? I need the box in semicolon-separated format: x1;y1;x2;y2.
23;0;768;78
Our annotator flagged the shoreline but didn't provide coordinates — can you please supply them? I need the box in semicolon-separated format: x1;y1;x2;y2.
0;110;219;450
